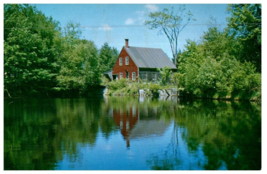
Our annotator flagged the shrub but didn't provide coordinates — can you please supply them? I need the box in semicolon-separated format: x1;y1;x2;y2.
128;85;139;95
146;83;161;97
157;66;172;85
107;78;128;91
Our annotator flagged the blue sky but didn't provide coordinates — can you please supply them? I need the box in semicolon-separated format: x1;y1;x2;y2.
32;3;230;59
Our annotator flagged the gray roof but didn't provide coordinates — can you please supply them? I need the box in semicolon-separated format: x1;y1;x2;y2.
125;46;177;69
103;70;112;80
129;119;171;140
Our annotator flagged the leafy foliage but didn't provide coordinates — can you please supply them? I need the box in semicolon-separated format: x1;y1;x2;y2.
98;42;119;73
4;4;118;97
4;4;60;95
143;4;261;101
55;22;100;92
226;4;261;72
157;66;172;85
177;26;261;100
106;78;164;96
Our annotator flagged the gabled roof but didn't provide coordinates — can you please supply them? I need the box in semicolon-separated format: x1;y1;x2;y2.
124;46;177;69
103;70;112;80
129;119;171;140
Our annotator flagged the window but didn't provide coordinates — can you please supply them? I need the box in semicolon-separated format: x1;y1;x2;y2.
139;72;147;81
125;56;129;65
126;71;129;79
120;121;123;129
119;57;122;66
132;106;136;116
153;72;157;81
148;72;153;81
120;72;123;79
113;75;118;81
132;72;136;81
126;121;129;130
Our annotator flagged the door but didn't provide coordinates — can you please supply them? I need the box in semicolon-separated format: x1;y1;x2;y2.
113;75;118;81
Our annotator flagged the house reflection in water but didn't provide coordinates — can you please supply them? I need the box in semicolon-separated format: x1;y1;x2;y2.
112;106;139;147
112;103;171;148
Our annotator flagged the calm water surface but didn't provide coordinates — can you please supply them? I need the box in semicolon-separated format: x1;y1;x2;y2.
4;96;261;170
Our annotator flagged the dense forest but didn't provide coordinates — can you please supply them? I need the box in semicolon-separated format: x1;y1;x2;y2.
4;4;261;100
173;4;261;100
4;4;118;97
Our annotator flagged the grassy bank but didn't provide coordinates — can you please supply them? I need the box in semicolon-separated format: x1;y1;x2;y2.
105;78;261;102
106;78;176;97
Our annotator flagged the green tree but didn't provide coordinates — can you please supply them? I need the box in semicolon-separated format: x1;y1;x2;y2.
4;4;60;96
55;22;100;92
226;4;261;72
177;40;203;94
177;26;261;100
145;6;195;67
98;42;119;73
201;27;236;60
157;66;172;85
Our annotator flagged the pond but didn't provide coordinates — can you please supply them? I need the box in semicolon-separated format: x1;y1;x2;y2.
4;96;261;170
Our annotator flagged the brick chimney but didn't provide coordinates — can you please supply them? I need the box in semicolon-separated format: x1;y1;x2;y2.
125;39;129;48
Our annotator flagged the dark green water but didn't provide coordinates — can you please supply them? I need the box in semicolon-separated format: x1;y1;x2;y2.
4;96;261;170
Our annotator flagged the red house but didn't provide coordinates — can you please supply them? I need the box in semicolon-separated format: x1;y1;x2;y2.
111;103;171;147
104;39;177;82
112;106;139;147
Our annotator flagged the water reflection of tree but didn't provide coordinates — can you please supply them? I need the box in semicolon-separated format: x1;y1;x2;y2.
4;97;118;170
146;99;261;170
4;99;60;169
218;101;261;170
4;97;261;170
147;124;181;170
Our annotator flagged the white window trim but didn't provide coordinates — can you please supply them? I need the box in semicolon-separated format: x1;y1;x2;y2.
120;72;123;79
119;57;122;66
132;72;136;81
144;72;147;81
125;56;129;65
153;72;157;81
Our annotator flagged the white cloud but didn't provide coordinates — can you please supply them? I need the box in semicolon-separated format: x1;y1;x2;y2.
98;24;112;31
136;10;145;15
134;11;146;25
125;18;135;25
124;5;158;26
145;4;159;12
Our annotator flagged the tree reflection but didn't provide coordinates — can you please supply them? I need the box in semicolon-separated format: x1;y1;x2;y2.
146;99;261;170
4;99;60;170
4;97;261;170
4;97;117;170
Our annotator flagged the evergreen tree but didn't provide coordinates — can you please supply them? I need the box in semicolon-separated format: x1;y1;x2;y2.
98;42;119;73
226;4;261;72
